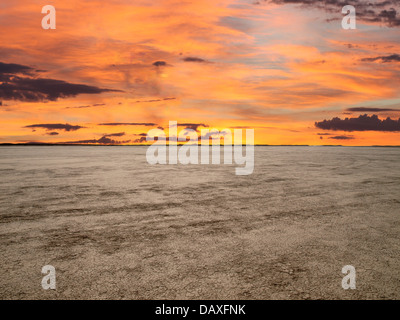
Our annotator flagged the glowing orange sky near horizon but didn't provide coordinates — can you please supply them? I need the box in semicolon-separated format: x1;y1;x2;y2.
0;0;399;145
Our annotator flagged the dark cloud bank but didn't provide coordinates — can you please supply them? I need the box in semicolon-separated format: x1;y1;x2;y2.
315;114;400;132
0;62;121;102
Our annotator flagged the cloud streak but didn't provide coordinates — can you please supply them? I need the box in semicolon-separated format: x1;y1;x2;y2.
328;135;355;140
98;122;157;126
361;54;400;63
24;123;86;132
346;107;400;112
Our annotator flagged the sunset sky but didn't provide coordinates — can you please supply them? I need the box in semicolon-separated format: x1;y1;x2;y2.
0;0;400;145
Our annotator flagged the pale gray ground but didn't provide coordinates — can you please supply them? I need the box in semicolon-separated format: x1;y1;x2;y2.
0;146;399;300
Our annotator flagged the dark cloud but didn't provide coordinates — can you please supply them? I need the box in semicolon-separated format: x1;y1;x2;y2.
66;105;91;109
133;128;224;143
134;97;176;103
315;114;400;132
133;132;168;144
346;107;400;112
361;54;400;63
0;62;33;76
199;130;230;140
46;132;59;136
132;123;210;143
0;61;121;102
103;132;125;138
267;0;400;27
183;57;211;63
328;135;355;140
24;123;85;131
98;122;157;126
66;103;108;109
1;78;119;102
153;61;167;67
178;123;209;131
133;132;175;143
62;135;130;145
345;43;359;49
133;136;147;143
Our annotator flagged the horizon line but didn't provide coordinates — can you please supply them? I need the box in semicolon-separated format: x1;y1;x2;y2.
0;143;399;148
